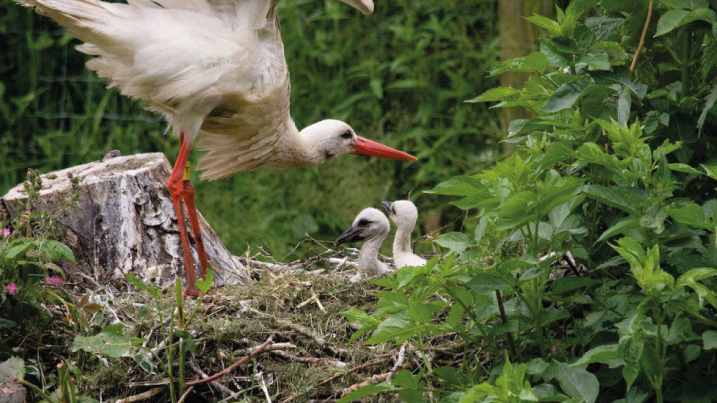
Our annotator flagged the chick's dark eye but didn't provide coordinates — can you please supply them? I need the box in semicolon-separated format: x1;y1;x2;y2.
357;219;371;226
341;130;352;139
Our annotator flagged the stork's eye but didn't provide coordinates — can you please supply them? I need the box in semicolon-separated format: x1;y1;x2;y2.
358;219;371;226
341;130;352;139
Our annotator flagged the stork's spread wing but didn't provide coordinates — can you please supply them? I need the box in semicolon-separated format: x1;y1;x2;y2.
195;71;298;181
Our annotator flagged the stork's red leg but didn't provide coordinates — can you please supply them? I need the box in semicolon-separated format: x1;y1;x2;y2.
182;179;209;280
167;136;202;298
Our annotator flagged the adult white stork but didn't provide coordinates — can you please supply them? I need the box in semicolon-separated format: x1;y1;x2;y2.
382;200;426;268
16;0;417;297
335;208;391;276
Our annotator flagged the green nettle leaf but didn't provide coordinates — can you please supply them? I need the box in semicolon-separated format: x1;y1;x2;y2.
704;330;717;350
40;240;76;262
583;185;640;215
195;269;214;294
584;17;626;40
661;0;709;10
434;232;473;254
571;344;620;366
526;14;563;37
697;83;717;133
543;80;591;113
466;87;519;103
72;324;145;358
336;384;395;403
488;52;549;77
125;274;160;299
598;217;640;242
365;317;423;345
554;363;599;403
668;203;712;230
669;163;703;175
551;277;599;294
0;357;25;382
655;9;717;37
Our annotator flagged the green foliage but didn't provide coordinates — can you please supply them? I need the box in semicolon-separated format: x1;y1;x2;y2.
0;0;500;259
0;169;81;338
342;1;717;402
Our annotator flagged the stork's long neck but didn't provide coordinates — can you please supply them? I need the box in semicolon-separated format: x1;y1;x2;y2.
291;126;328;167
359;235;388;275
393;224;415;258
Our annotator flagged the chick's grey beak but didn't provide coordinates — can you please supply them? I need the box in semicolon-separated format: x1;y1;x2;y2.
335;226;364;245
381;201;393;214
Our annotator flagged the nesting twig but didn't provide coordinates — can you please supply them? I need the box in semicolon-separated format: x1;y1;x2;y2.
630;0;653;74
189;355;236;397
186;334;275;386
340;342;410;397
115;386;166;403
271;350;348;368
176;386;195;403
245;306;326;346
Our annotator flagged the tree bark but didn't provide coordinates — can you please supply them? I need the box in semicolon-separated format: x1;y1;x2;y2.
0;152;247;288
498;0;553;146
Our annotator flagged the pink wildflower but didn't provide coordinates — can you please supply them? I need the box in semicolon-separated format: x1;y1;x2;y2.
45;276;62;286
7;284;18;295
23;211;30;215
2;228;9;238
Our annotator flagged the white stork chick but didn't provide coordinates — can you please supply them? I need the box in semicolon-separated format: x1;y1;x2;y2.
335;208;391;276
382;200;426;268
15;0;416;297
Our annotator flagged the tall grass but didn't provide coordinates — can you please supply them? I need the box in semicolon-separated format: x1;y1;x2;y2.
0;0;501;259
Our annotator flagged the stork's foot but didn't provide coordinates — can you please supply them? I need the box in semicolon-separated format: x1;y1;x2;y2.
183;284;203;300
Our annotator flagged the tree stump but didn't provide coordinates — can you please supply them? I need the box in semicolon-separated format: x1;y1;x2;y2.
0;152;247;289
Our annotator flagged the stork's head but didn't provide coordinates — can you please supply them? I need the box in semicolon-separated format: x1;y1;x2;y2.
382;200;418;230
335;208;390;245
299;119;417;165
339;0;374;15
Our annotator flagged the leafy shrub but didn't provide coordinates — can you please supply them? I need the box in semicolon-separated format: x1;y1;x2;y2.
342;1;717;402
0;169;80;338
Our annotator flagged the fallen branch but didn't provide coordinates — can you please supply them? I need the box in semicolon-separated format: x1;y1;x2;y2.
115;386;166;403
340;342;410;397
186;334;275;386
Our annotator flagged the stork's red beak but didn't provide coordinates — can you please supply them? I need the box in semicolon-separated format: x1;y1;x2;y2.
352;136;418;161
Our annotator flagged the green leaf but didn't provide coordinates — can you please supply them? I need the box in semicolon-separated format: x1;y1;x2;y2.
195;269;214;294
585;17;626;41
703;330;717;350
125;274;160;299
698;83;717;133
466;87;519;103
571;344;620;366
434;232;473;254
669;163;703;175
365;317;424;345
598;217;640;242
0;357;25;382
583;184;639;215
466;272;512;293
337;384;395;403
668;203;712;230
488;52;549;77
526;14;563;37
72;324;145;358
4;242;33;261
662;0;709;10
543;80;591;113
655;9;717;37
407;301;446;324
676;268;717;288
554;363;599;403
40;240;75;262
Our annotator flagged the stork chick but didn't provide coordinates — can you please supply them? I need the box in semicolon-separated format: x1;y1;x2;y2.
335;208;391;276
382;200;426;268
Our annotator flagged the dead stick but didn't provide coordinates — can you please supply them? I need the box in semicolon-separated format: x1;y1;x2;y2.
186;334;275;386
115;386;166;403
495;290;517;361
630;0;653;74
315;359;384;388
189;355;236;396
176;386;194;403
